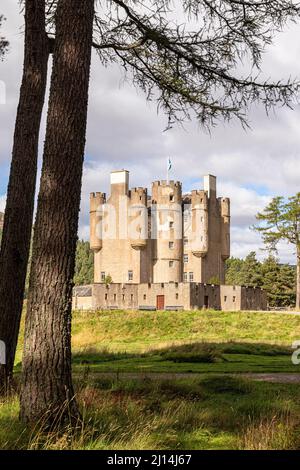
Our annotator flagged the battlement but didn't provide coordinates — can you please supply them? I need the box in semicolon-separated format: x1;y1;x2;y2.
191;190;208;207
90;192;106;200
152;180;181;188
130;187;148;205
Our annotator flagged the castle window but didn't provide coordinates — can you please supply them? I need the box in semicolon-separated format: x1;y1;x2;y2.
169;241;174;249
170;194;174;202
189;272;194;282
184;254;188;263
169;261;174;268
101;272;106;282
176;293;179;300
114;294;117;301
143;294;146;300
224;296;227;302
122;294;125;301
131;294;134;301
169;221;174;229
233;296;236;302
161;283;165;288
183;272;188;282
128;270;133;281
105;293;108;300
184;238;188;246
175;282;178;288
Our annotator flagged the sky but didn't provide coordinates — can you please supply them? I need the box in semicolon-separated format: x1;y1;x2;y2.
1;1;300;263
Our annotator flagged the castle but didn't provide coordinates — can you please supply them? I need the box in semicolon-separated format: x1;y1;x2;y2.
73;170;267;311
90;170;229;285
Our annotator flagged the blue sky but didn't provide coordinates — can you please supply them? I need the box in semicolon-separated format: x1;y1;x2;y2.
1;0;300;263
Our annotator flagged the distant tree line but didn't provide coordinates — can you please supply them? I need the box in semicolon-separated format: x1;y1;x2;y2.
226;252;296;308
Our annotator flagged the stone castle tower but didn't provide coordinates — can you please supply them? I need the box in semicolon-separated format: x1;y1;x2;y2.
90;170;230;285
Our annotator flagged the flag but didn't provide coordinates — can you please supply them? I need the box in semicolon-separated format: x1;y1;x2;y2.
168;157;172;172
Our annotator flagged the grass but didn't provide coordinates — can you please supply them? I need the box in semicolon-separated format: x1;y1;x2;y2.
1;375;300;450
5;308;300;450
68;309;300;374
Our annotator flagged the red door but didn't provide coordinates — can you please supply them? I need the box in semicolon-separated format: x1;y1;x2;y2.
156;295;165;310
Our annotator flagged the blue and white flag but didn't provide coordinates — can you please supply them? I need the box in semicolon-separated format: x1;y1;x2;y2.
168;157;172;171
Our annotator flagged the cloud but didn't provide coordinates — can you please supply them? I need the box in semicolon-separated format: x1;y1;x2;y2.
0;194;6;213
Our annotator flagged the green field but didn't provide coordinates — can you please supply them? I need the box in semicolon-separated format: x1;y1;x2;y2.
3;308;300;450
69;309;300;374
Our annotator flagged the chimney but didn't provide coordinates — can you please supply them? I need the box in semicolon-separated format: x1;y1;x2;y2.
110;170;129;196
204;174;216;199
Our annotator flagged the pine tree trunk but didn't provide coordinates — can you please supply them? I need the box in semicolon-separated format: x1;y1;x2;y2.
20;0;94;426
296;247;300;310
0;0;49;391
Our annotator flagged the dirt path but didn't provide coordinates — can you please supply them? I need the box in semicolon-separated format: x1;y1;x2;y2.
90;371;300;384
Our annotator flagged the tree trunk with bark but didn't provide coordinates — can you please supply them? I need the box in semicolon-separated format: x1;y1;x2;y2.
0;0;49;391
20;0;94;426
296;247;300;310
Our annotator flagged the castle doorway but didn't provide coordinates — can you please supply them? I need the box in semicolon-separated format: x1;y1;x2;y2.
156;295;165;310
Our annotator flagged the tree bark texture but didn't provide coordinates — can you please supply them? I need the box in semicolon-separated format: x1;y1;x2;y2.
0;0;49;391
20;0;94;426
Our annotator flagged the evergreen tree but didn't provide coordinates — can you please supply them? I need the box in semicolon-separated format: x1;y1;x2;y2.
239;252;263;287
74;240;94;286
254;194;300;308
225;257;244;285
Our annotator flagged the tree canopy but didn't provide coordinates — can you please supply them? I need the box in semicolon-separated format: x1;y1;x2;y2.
43;0;300;129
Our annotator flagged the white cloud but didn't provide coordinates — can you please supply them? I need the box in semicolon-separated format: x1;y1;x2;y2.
0;194;6;213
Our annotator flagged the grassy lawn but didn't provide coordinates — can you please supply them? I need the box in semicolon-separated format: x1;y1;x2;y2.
4;308;300;450
68;309;300;374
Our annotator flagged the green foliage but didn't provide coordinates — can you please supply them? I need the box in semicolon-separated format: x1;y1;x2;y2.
104;274;112;286
2;377;300;449
226;252;263;288
226;252;296;307
208;276;220;285
262;255;296;308
253;194;300;251
74;240;94;286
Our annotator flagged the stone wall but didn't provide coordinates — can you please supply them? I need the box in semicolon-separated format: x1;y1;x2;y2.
84;282;267;312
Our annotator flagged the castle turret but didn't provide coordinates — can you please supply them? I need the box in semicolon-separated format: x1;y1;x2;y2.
152;180;183;283
90;192;106;252
129;187;148;249
190;190;209;257
219;197;230;260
